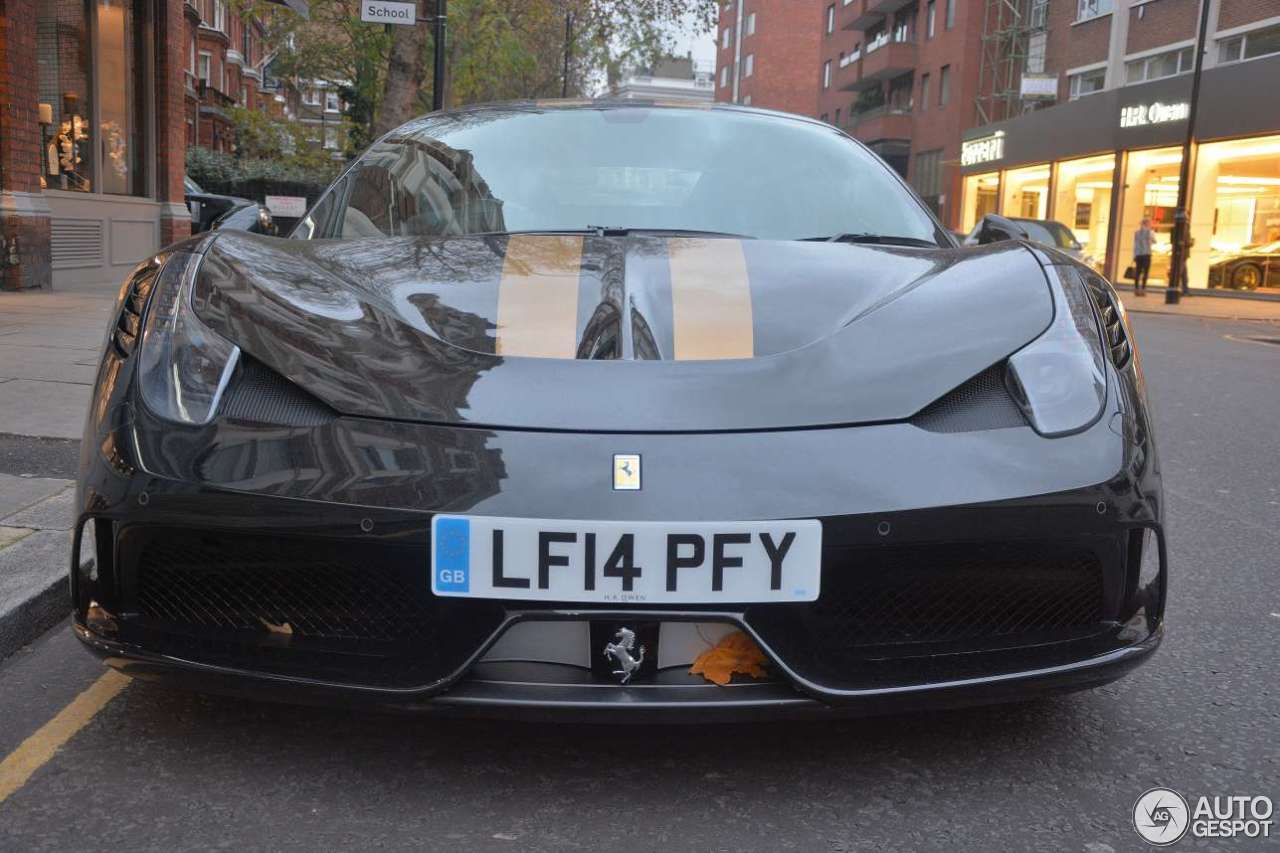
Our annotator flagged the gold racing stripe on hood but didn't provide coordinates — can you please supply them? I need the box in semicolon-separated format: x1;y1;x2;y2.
668;237;754;360
495;235;584;358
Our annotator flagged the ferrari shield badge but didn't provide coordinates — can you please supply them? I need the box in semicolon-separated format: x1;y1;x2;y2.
613;454;641;491
603;627;646;683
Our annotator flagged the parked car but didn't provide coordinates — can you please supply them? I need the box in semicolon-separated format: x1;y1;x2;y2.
965;216;1098;270
1207;240;1280;290
183;177;252;234
76;102;1163;719
211;201;277;235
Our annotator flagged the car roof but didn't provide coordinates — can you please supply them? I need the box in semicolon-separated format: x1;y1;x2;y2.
395;98;834;135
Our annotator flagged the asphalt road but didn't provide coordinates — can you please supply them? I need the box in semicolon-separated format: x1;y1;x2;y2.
1;312;1277;852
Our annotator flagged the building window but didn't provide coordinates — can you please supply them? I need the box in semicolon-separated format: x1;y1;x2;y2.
939;65;951;106
1125;47;1193;84
303;86;321;106
36;2;95;193
189;38;196;74
213;0;226;32
747;12;756;35
722;27;731;49
198;52;212;83
888;73;914;112
827;4;836;34
945;0;955;29
325;91;340;112
823;60;832;88
911;149;943;213
744;53;754;77
1068;67;1106;99
892;9;914;43
866;24;889;53
1027;31;1047;73
920;73;930;110
1076;0;1113;23
1219;23;1280;65
720;65;729;87
926;0;936;38
741;94;751;105
324;126;339;150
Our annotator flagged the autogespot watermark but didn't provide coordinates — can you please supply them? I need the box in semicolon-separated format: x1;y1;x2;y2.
1133;788;1274;846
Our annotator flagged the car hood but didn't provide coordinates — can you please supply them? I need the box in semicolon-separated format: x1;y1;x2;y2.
193;232;1053;432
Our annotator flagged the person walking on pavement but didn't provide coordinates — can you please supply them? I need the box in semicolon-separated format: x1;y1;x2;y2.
1133;218;1154;296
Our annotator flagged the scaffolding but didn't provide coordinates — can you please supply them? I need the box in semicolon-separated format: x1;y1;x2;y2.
974;0;1051;128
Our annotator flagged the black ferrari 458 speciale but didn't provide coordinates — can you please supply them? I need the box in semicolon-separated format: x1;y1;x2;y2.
73;101;1165;718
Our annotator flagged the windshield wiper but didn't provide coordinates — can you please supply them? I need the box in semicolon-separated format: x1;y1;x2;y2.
584;226;753;239
801;232;940;248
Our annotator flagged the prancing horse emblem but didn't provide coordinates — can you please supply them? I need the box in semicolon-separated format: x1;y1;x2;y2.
603;627;646;684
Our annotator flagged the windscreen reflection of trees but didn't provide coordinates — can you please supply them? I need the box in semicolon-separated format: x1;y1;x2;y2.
330;110;939;243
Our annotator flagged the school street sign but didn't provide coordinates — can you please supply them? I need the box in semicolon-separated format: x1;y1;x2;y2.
360;0;416;25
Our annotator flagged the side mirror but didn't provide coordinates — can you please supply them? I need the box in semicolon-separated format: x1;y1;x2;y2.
976;214;1028;245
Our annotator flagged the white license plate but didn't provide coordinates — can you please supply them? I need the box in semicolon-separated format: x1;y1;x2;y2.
431;516;822;604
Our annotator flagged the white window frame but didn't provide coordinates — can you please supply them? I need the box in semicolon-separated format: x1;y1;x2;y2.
722;27;731;49
1075;0;1113;23
325;91;340;112
945;0;955;29
1123;44;1194;84
826;4;835;34
744;53;754;77
1068;65;1107;99
823;60;832;88
213;0;227;33
926;0;936;38
1216;18;1280;66
747;12;756;35
198;51;212;84
720;65;729;88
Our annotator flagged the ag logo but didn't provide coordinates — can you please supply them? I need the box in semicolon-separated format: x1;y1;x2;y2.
613;453;641;491
1133;788;1190;846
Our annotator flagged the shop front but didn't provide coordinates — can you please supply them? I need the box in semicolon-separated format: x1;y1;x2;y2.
960;53;1280;297
34;0;168;288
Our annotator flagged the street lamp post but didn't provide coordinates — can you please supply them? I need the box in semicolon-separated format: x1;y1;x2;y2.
1165;0;1213;305
432;0;447;111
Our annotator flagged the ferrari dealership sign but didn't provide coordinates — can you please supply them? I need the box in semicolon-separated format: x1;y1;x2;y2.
961;131;1006;167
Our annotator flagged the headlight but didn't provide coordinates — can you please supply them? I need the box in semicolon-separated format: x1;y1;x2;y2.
136;251;240;425
1005;266;1107;437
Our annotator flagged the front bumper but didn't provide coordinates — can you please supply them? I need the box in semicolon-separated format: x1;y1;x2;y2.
72;311;1165;717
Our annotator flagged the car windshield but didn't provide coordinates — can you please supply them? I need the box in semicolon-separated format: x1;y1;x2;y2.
1015;219;1080;250
303;106;942;244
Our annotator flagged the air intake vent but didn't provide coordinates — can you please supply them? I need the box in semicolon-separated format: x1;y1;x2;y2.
112;268;158;357
912;365;1027;433
217;356;338;426
1085;275;1130;368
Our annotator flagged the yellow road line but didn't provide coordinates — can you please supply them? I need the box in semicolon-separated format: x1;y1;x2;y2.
668;238;754;360
0;670;130;804
495;235;583;359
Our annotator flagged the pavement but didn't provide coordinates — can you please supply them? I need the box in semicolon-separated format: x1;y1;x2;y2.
1;290;1279;850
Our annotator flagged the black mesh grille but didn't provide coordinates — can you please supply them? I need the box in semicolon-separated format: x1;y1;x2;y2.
747;542;1107;685
123;528;504;687
218;357;337;426
912;365;1028;433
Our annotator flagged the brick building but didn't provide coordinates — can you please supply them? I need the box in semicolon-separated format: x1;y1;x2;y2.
817;0;983;225
184;0;274;152
714;0;825;115
0;0;303;291
960;0;1280;296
